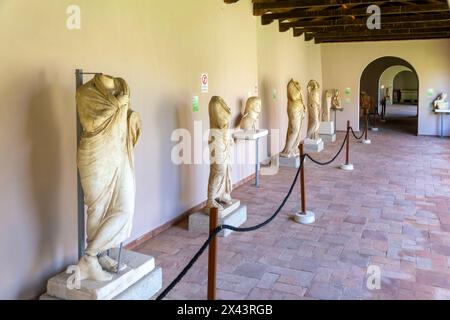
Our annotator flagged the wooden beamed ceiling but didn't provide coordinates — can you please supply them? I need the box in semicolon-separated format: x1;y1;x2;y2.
225;0;450;43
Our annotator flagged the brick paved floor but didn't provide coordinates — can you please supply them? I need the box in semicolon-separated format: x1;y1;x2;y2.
136;127;450;300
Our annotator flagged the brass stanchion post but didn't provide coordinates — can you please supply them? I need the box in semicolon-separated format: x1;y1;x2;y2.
207;207;218;300
340;121;354;171
294;143;315;225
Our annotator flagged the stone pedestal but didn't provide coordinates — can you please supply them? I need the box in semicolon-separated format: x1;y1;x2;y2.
320;133;336;143
279;155;301;168
304;138;324;153
233;129;268;140
319;121;334;135
40;250;162;300
189;201;247;237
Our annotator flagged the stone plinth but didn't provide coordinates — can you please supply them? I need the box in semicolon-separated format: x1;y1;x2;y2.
41;250;161;300
189;202;247;237
279;155;301;168
319;121;334;135
304;138;324;153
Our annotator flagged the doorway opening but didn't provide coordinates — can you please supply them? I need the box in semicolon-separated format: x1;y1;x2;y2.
359;56;419;136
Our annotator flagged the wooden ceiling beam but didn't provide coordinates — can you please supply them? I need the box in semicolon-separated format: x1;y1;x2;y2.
282;12;450;31
262;3;449;25
311;26;450;38
254;0;399;15
315;31;450;43
290;19;450;34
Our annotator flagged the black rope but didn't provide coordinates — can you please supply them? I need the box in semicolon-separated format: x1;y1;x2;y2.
156;156;305;300
350;126;366;140
306;130;349;166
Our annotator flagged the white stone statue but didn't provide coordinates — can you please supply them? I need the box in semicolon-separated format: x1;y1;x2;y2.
434;93;448;110
331;89;343;110
76;74;141;281
307;80;321;140
205;96;235;213
281;79;306;158
239;97;262;131
322;90;333;122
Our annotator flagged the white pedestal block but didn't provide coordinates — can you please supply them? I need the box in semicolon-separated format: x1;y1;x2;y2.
189;203;247;237
41;250;162;300
304;138;324;153
340;163;354;171
233;129;268;141
41;267;162;300
362;139;372;145
279;155;301;168
320;133;336;143
294;211;315;225
370;127;379;132
319;122;334;135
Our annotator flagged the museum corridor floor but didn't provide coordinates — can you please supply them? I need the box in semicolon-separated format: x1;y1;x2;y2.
136;130;450;300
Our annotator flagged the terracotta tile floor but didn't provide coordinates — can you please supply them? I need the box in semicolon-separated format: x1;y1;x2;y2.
136;127;450;300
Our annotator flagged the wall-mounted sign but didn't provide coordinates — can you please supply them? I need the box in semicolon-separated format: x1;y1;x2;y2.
427;88;434;97
192;96;199;113
272;89;277;100
201;73;209;93
344;87;351;95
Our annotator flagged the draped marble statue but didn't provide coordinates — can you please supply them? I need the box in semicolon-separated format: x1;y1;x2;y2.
331;89;343;110
281;79;306;158
239;97;262;131
205;96;235;213
322;90;333;122
76;74;141;281
307;80;321;140
434;93;448;110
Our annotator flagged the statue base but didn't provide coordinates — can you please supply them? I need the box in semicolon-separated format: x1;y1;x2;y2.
304;138;324;153
362;139;372;145
40;250;162;300
320;133;336;143
370;127;379;132
279;155;301;169
319;121;334;135
189;201;247;237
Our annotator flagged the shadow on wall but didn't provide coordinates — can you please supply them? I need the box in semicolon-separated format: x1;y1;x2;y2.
18;72;67;299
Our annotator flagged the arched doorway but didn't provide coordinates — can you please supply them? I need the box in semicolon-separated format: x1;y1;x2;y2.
359;56;419;135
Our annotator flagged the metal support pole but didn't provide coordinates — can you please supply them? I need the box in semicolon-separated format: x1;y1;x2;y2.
255;138;260;188
365;113;369;141
346;121;350;165
333;109;337;135
116;243;123;274
75;69;85;260
300;144;306;214
207;208;218;300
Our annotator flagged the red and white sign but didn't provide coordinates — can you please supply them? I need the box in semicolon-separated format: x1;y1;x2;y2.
201;73;209;93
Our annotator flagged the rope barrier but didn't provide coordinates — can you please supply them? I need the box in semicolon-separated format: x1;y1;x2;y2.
350;126;366;140
156;156;305;300
306;129;349;166
156;124;355;300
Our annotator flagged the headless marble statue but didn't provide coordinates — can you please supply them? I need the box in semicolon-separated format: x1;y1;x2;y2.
331;89;343;110
323;90;333;122
281;79;306;158
76;74;141;281
205;96;235;213
434;93;448;110
239;97;262;131
307;80;321;140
